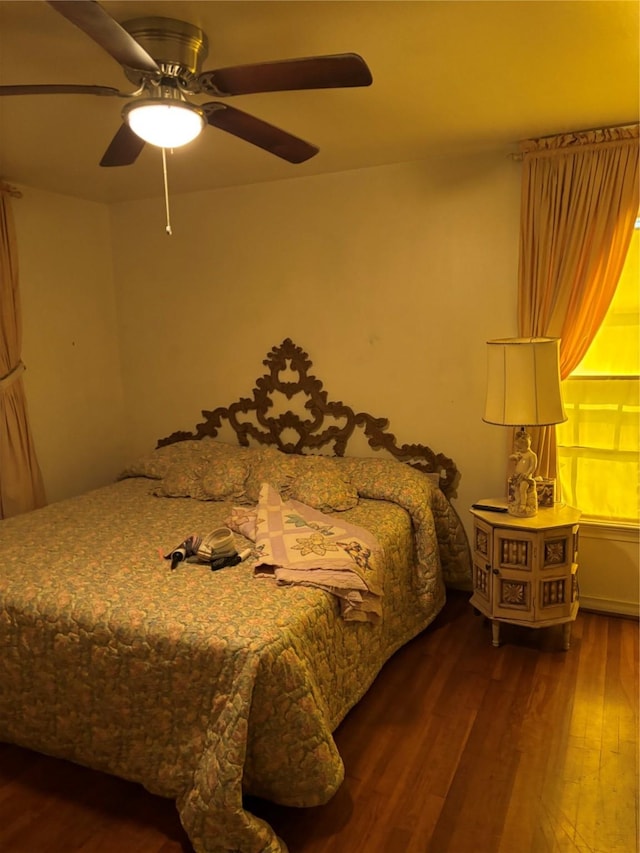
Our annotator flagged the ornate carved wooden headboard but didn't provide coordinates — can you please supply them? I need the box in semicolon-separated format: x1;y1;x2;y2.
158;338;460;499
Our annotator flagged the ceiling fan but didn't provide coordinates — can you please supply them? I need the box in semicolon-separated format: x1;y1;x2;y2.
0;0;373;167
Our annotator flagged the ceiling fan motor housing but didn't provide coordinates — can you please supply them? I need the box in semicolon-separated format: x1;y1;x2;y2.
121;17;209;90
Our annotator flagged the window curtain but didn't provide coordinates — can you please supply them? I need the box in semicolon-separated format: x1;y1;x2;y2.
0;182;46;518
517;124;640;479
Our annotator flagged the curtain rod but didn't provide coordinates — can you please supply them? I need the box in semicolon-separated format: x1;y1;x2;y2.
508;120;639;160
527;120;638;142
0;181;22;199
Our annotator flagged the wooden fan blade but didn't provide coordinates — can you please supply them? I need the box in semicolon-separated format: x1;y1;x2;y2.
47;1;159;74
100;123;146;167
197;53;372;97
202;103;318;163
0;84;120;97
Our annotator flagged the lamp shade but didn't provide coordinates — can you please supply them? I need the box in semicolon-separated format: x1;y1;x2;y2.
483;337;567;427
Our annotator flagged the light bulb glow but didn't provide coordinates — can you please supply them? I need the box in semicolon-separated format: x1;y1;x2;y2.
124;101;204;148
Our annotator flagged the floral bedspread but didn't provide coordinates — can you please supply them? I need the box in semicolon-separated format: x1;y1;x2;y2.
0;449;470;853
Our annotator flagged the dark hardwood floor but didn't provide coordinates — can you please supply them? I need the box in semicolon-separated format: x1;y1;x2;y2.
0;592;637;853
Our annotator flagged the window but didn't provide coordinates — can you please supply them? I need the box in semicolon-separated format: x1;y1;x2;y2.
556;220;639;524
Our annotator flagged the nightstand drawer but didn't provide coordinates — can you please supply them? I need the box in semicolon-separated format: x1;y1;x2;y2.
494;528;534;572
493;572;533;620
472;517;493;565
539;526;578;571
472;559;493;608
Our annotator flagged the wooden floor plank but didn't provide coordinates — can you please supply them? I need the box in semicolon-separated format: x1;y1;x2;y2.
0;592;637;853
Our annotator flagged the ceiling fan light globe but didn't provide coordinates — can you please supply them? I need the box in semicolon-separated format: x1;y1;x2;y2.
123;101;204;148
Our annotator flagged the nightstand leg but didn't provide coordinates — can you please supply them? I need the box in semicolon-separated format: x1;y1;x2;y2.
491;621;500;647
562;622;572;651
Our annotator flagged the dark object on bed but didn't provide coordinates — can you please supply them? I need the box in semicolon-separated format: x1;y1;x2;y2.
158;337;460;498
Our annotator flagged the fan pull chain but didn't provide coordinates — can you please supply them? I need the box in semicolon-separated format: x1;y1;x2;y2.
162;147;172;236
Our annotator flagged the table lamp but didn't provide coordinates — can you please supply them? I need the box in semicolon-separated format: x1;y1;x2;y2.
483;337;567;517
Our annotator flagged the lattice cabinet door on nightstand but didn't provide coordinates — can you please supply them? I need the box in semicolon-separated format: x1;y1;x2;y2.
469;502;580;650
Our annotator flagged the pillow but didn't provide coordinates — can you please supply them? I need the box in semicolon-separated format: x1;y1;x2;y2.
289;460;359;512
118;439;205;481
423;471;443;489
334;455;443;492
119;438;252;501
200;456;250;500
151;460;209;500
244;446;359;512
243;446;298;502
152;454;249;501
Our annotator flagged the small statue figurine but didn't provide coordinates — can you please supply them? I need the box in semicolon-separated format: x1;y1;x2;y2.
508;430;538;517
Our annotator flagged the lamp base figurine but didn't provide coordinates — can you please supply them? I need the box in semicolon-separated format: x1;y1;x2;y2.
507;429;538;517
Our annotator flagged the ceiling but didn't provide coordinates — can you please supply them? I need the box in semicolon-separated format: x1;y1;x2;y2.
0;0;638;204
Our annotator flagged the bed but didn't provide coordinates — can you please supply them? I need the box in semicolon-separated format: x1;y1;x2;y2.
0;338;471;853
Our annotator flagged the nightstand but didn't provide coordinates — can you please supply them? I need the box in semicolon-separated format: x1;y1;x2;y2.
469;501;580;650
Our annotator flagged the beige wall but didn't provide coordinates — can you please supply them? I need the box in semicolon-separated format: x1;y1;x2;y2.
579;524;639;617
109;151;521;528
10;153;637;613
13;186;127;504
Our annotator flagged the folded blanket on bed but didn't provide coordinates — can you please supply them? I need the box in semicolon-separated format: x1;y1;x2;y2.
228;482;382;622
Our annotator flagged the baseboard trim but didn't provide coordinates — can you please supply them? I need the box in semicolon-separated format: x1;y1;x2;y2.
580;595;639;619
580;522;639;544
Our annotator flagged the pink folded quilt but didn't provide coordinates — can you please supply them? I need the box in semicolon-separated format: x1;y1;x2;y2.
228;482;382;622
